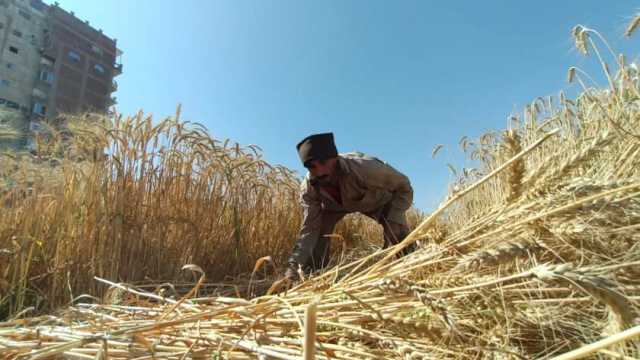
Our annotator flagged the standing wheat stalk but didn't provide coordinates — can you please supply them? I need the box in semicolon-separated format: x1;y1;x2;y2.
303;298;319;360
366;128;560;275
503;129;525;203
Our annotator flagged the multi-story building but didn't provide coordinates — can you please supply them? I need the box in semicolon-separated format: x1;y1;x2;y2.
0;0;122;148
0;0;46;147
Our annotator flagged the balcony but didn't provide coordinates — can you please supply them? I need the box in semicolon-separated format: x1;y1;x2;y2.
113;62;123;76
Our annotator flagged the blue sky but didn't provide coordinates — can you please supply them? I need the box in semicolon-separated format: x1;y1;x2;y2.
55;1;638;210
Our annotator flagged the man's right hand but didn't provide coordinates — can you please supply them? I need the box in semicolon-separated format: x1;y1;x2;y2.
267;266;300;295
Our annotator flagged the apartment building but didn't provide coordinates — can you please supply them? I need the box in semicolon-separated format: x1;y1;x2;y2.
0;0;122;147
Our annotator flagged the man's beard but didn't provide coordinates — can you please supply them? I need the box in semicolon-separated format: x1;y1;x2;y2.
312;174;333;186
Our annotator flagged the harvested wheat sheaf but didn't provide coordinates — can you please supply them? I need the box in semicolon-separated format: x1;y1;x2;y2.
2;18;640;360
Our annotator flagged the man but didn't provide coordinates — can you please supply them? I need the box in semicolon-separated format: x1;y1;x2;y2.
285;132;416;281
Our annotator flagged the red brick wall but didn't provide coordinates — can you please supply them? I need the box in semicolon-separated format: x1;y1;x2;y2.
47;5;119;114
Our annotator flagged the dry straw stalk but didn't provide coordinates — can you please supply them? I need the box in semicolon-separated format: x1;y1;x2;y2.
2;10;640;360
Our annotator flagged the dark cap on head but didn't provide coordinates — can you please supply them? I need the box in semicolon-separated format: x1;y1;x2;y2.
296;133;338;166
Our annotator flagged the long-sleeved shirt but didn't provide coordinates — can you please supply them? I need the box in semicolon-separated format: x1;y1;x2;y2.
290;152;413;266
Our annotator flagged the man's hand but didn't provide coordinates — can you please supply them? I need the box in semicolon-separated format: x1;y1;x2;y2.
267;266;300;295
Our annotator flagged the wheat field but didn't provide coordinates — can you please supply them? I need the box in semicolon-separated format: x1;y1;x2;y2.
1;16;640;360
0;108;407;319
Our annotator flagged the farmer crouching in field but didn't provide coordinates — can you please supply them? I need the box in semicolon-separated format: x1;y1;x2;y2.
284;133;416;282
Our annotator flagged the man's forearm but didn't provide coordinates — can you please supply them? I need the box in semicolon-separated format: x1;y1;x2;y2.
288;230;317;268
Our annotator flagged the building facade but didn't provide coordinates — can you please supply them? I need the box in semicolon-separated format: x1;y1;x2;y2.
0;0;122;147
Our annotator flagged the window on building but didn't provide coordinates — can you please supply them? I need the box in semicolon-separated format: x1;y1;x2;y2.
0;79;10;87
39;70;54;84
29;121;42;131
0;23;4;29
68;50;81;62
12;30;22;38
32;102;46;116
19;10;32;20
93;63;105;74
6;101;19;110
6;63;14;70
9;46;18;54
90;44;103;56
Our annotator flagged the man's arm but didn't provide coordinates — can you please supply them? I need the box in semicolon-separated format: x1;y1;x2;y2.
288;177;323;268
354;156;413;224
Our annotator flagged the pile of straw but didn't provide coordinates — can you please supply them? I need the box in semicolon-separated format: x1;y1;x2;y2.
2;18;640;360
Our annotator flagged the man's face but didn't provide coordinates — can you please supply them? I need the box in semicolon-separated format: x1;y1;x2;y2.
306;158;338;186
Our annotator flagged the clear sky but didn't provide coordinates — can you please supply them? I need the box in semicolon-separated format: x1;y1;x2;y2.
53;0;638;210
